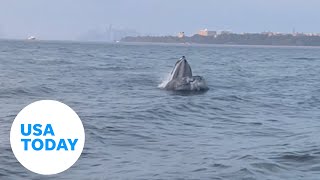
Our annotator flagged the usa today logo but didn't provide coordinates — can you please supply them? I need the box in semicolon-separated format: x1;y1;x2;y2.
10;100;85;175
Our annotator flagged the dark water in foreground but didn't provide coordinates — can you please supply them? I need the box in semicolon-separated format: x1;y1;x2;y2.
1;40;320;179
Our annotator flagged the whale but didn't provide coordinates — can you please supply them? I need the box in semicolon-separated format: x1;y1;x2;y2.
164;56;208;91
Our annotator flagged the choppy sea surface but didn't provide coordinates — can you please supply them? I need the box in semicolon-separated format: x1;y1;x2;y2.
1;40;320;180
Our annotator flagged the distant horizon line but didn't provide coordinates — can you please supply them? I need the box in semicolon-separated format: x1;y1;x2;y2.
2;29;320;41
3;38;320;49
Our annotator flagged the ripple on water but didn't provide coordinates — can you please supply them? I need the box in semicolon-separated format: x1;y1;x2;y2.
1;41;320;179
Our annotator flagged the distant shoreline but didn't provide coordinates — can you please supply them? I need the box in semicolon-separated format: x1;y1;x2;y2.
2;37;320;49
119;41;320;49
121;34;320;47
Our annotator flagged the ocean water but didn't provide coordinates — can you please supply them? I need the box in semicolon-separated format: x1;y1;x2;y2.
1;40;320;179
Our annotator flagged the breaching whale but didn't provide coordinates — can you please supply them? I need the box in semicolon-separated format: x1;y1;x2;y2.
164;56;208;91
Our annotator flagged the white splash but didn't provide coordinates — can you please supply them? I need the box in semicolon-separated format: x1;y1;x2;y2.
158;72;172;88
158;61;181;88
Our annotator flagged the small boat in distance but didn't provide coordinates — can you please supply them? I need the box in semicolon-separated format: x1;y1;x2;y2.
27;36;36;40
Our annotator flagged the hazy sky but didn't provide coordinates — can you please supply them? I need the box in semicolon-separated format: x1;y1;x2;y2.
0;0;319;40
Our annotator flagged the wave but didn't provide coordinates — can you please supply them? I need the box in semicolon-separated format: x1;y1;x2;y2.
292;57;317;60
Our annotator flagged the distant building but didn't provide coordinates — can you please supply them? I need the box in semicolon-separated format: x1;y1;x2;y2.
198;29;217;36
262;31;275;37
220;30;232;35
198;29;207;36
178;32;185;38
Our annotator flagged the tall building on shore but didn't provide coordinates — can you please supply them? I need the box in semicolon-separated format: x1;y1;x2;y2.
198;29;217;36
178;32;185;38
